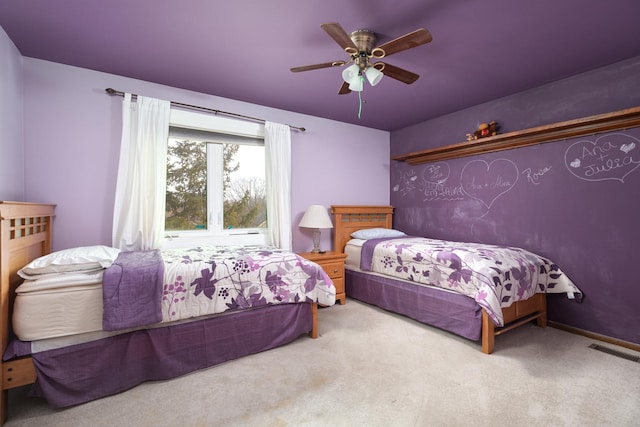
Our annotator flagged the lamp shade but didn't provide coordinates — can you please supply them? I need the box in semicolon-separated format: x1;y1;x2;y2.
348;75;364;92
365;66;384;86
299;205;333;229
341;63;360;83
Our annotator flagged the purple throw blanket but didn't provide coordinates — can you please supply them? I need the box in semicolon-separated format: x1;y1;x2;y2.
102;250;164;331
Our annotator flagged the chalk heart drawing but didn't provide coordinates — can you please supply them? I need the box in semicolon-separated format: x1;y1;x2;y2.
422;162;450;185
564;133;640;183
460;159;519;209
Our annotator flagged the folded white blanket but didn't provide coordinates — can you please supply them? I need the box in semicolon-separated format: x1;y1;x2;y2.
16;271;104;294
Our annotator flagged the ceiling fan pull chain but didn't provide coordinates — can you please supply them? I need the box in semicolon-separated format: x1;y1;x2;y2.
357;75;364;119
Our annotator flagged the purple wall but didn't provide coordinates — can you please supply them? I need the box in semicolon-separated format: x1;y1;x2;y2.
390;56;640;345
20;58;389;253
0;27;24;201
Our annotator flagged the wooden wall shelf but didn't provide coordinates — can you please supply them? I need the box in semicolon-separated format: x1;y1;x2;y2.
392;106;640;165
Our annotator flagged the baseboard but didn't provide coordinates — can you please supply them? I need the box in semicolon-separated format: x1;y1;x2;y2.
548;321;640;353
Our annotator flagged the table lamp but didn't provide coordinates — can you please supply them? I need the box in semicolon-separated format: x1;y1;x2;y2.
299;205;333;253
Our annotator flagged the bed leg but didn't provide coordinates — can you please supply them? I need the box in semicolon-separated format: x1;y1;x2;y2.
537;316;547;328
1;389;7;425
309;303;318;339
536;294;548;328
481;310;495;354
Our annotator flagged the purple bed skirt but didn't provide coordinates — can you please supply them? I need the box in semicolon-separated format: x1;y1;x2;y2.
12;303;313;408
346;269;482;341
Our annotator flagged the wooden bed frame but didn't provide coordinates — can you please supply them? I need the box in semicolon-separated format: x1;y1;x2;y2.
0;202;54;423
0;201;318;424
330;205;547;354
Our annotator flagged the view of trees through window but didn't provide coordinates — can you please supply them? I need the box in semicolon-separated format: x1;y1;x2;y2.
165;138;267;231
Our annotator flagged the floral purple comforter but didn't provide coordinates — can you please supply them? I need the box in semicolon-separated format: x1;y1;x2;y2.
104;245;335;330
361;237;582;326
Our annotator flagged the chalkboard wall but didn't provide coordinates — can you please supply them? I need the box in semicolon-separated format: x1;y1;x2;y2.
390;56;640;345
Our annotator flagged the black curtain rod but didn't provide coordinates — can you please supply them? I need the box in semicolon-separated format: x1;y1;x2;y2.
105;88;306;132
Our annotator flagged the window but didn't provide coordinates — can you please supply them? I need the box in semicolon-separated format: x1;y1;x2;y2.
164;110;268;246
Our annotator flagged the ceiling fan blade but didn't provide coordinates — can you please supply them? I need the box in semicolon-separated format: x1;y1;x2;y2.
338;81;351;95
376;62;420;84
290;61;345;73
321;22;358;52
376;28;432;57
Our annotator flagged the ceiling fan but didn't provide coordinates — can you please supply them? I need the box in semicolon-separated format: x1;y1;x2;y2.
291;22;432;94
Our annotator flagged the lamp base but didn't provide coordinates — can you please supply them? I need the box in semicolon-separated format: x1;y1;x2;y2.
311;228;322;253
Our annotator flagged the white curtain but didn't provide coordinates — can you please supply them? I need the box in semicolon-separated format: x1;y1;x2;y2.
112;94;171;251
265;121;292;250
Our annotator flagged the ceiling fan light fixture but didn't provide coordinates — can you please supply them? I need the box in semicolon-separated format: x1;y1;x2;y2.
365;66;384;86
341;63;360;84
291;23;432;97
348;75;364;92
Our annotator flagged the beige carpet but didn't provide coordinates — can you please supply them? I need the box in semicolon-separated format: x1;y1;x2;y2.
6;300;640;426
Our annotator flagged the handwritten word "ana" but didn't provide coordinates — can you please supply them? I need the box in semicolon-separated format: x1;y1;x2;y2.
581;140;617;161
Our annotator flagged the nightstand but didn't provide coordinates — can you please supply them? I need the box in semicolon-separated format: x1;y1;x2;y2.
298;251;347;305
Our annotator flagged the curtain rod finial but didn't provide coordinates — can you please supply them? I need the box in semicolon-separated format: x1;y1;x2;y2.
105;88;117;95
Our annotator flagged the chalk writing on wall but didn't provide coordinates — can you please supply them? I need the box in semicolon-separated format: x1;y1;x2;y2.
392;169;418;196
422;162;450;184
460;159;519;209
420;161;465;201
564;132;640;183
522;165;552;185
393;158;523;206
422;182;466;201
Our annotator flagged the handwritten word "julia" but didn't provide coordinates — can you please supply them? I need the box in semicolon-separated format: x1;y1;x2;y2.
522;166;552;185
583;156;638;177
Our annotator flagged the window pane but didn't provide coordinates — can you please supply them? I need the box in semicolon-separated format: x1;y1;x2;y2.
224;144;267;229
166;138;207;231
165;137;267;232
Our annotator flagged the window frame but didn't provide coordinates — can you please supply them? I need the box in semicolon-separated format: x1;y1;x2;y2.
164;109;268;248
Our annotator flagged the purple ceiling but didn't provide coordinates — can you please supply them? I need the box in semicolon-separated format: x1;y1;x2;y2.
2;0;640;131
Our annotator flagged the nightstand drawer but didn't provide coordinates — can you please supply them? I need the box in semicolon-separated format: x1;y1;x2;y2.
322;261;344;279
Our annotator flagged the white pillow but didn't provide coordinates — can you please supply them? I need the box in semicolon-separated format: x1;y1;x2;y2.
18;245;121;278
350;228;406;240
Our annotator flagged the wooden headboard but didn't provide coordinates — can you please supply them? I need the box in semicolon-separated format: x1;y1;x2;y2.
0;201;55;423
331;205;394;253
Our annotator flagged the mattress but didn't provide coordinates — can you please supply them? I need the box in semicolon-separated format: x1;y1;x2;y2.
13;271;104;341
344;238;365;268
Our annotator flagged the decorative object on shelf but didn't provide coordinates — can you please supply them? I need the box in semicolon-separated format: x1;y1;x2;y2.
466;121;500;141
299;205;334;253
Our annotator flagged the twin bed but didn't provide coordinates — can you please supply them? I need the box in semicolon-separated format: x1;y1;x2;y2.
1;202;581;422
330;205;581;355
0;201;334;423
